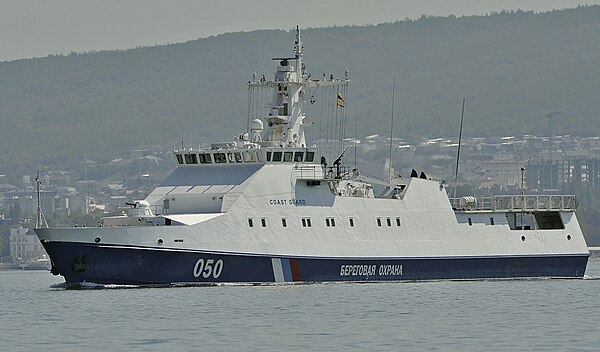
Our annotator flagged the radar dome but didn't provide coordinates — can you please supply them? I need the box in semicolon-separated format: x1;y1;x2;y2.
250;119;264;132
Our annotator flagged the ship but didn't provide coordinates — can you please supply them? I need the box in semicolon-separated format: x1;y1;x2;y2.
35;27;589;286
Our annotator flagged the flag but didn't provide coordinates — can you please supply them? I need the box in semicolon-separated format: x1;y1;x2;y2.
337;92;344;102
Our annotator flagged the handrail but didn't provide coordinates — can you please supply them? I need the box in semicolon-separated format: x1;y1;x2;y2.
450;194;578;212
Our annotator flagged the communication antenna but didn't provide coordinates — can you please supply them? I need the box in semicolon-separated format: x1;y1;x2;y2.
453;98;466;201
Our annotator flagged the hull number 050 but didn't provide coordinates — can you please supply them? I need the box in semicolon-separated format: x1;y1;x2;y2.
193;258;224;279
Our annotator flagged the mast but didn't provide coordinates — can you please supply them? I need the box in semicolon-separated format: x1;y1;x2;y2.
35;172;48;229
453;98;466;200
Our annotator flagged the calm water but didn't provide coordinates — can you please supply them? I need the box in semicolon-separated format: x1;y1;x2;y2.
2;259;600;352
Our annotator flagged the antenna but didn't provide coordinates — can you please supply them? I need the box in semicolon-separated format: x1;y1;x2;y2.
388;74;396;182
453;98;466;201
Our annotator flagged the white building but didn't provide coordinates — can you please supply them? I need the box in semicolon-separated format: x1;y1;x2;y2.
9;227;47;263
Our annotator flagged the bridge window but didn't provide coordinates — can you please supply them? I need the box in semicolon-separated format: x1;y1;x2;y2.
281;218;287;227
272;152;282;162
396;217;401;226
376;217;382;227
185;153;198;164
199;153;212;164
243;151;256;162
386;217;392;227
234;152;243;163
294;152;304;162
176;154;184;164
305;151;315;162
284;152;293;162
248;218;254;227
227;153;235;163
349;217;355;227
256;151;265;162
214;153;227;163
266;151;272;161
261;218;267;227
490;217;494;225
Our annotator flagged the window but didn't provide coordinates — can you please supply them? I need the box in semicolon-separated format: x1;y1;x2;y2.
349;217;355;227
227;153;235;163
376;217;382;227
199;153;212;164
234;152;243;163
294;152;304;162
305;151;315;162
266;151;272;161
176;154;184;164
261;218;267;227
468;218;472;226
396;217;401;226
282;218;287;227
243;151;256;162
256;151;265;162
272;152;282;162
386;217;392;227
284;152;293;162
490;217;495;225
185;153;198;164
214;153;227;163
302;217;312;227
326;217;336;227
248;218;254;227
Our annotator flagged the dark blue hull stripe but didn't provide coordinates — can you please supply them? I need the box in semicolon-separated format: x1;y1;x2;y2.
42;241;589;285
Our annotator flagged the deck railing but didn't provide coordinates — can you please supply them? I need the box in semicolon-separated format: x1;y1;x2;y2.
450;195;578;212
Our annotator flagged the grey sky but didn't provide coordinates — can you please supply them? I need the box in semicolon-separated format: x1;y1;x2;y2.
1;0;597;61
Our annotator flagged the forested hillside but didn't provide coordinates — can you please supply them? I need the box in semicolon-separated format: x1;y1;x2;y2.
1;6;600;179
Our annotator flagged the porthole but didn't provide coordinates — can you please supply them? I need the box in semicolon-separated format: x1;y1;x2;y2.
521;235;526;242
567;234;572;241
94;237;101;243
157;238;164;245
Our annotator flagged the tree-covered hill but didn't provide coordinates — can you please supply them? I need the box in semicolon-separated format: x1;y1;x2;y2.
1;6;600;179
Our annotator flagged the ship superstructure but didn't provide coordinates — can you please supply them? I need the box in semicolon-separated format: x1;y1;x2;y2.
35;28;589;285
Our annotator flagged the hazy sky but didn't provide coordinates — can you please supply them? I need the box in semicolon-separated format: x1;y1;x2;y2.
1;0;597;61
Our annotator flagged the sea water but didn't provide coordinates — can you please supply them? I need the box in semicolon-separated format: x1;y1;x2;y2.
2;259;600;352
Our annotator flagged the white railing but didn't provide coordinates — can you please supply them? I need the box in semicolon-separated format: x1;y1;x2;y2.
450;195;578;212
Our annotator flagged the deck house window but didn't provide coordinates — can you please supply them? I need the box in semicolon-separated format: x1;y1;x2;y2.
349;217;355;227
284;152;293;162
176;154;184;164
294;152;304;162
261;218;267;227
468;218;472;226
305;151;315;162
302;217;312;227
266;151;272;161
248;218;254;227
326;217;336;227
386;217;392;227
282;218;287;227
376;217;382;227
227;153;235;163
234;152;243;163
272;152;282;162
490;217;495;225
396;217;401;226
